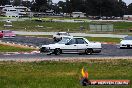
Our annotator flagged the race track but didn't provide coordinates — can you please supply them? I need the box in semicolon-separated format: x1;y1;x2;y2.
0;36;132;60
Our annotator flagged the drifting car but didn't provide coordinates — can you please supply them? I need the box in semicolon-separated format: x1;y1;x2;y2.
120;36;132;48
53;32;71;41
40;37;102;55
0;30;16;38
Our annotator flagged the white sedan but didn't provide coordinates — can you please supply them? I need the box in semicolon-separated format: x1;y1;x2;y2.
120;36;132;48
53;32;71;41
40;37;102;55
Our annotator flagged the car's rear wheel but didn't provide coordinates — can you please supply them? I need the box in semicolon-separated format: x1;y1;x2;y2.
85;49;93;55
54;48;61;55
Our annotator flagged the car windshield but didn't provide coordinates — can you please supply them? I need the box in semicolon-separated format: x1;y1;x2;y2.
123;36;132;40
57;32;69;36
57;37;71;44
62;33;69;35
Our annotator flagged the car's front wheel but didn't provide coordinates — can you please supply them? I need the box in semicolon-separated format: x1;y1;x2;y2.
54;48;61;55
85;49;93;55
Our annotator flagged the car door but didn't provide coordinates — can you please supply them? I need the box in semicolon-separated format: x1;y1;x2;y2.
76;38;88;53
62;38;78;53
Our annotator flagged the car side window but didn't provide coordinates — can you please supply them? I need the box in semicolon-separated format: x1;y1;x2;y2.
77;38;87;44
57;33;60;35
68;39;76;45
63;33;67;35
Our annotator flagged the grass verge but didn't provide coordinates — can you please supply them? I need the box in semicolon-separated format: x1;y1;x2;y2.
0;44;34;52
1;19;132;34
87;37;121;43
0;59;131;88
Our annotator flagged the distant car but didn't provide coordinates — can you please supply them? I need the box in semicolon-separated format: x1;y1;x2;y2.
40;37;102;55
120;36;132;48
53;32;71;41
0;30;16;38
0;31;3;38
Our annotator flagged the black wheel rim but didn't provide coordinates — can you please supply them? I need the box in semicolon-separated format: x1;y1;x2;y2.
86;49;92;55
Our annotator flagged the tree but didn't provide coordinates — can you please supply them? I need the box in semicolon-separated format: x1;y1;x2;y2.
0;0;10;5
13;0;21;6
31;0;48;12
69;0;127;17
57;1;67;13
117;0;127;17
22;1;31;8
127;3;132;15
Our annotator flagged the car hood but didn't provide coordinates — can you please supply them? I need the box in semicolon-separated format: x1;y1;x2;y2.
120;40;132;44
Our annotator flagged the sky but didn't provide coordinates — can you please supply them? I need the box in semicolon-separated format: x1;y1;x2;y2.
52;0;64;3
123;0;132;5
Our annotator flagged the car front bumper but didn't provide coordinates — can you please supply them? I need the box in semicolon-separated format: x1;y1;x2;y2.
120;44;132;48
40;47;54;53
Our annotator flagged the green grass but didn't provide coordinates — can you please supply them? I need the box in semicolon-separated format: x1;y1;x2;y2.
1;19;132;34
0;59;132;88
87;37;121;43
13;20;89;32
0;20;89;32
113;22;132;29
32;17;89;21
0;44;34;52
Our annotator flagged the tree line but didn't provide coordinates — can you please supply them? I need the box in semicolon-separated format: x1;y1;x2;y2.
70;0;126;16
0;0;132;16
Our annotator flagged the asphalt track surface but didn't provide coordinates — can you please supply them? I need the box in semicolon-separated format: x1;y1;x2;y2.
0;36;132;60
